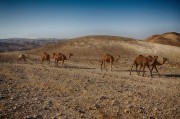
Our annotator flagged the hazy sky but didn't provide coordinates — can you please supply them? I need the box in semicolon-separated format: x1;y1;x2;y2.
0;0;180;39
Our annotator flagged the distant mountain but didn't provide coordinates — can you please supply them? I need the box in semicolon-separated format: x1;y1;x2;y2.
145;32;180;47
0;38;65;52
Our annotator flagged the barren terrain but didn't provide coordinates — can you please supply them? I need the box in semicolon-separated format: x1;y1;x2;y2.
145;32;180;47
0;36;180;119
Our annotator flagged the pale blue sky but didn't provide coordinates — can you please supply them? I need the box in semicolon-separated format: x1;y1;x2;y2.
0;0;180;39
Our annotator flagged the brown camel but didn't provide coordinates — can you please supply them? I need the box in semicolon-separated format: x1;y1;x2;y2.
51;53;73;66
147;55;168;77
41;52;50;64
129;55;157;77
100;54;120;71
18;54;29;62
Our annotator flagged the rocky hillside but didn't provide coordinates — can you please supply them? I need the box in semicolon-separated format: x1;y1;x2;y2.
0;38;64;52
145;32;180;47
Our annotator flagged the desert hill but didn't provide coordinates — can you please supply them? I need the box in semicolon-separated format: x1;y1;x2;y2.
27;35;180;65
0;35;180;119
145;32;180;47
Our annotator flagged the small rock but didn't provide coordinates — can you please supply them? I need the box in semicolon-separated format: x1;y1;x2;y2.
79;110;86;114
111;100;119;106
100;96;109;100
124;109;130;113
51;117;58;119
35;115;43;119
0;94;5;100
80;114;86;118
24;115;34;119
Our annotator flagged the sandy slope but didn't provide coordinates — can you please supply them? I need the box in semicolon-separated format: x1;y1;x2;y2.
0;37;180;119
145;32;180;47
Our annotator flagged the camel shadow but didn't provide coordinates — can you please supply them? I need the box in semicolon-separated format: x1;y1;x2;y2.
116;69;148;73
164;74;180;78
57;65;96;70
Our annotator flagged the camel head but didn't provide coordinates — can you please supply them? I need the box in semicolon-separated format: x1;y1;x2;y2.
69;53;73;57
51;53;56;59
163;58;169;63
67;53;73;60
154;56;158;59
26;54;30;58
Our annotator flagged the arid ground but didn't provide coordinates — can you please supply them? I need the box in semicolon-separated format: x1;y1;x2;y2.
0;36;180;119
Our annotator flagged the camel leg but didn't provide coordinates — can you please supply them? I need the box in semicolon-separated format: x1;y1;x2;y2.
136;64;139;75
24;58;27;62
54;60;56;66
110;60;112;71
151;66;154;73
100;61;103;71
56;60;59;67
142;65;145;77
138;65;143;75
18;58;21;62
155;66;160;77
104;61;107;71
62;59;65;68
129;64;134;75
48;59;50;65
103;61;106;68
147;65;152;78
63;60;66;68
23;58;26;63
41;59;44;64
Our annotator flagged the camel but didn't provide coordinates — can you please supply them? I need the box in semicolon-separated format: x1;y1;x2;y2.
18;54;29;62
129;55;157;77
147;55;168;77
41;52;51;64
51;53;73;66
100;54;120;71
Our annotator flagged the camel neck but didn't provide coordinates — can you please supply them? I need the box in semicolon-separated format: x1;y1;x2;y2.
157;60;166;65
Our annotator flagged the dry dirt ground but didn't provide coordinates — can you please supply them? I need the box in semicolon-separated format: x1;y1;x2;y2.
0;37;180;119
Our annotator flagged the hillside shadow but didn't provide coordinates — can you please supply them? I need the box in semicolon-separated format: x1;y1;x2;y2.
164;74;180;78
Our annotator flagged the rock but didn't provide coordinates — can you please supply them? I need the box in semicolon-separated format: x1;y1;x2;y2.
10;96;14;100
100;96;109;100
51;117;58;119
43;101;52;110
89;103;101;110
0;94;5;100
89;106;97;110
139;106;145;113
24;115;34;119
24;114;43;119
35;115;43;119
80;114;86;118
79;110;86;114
111;100;119;106
124;109;130;113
